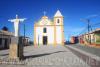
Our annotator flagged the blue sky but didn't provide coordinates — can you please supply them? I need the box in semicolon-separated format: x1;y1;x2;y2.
0;0;100;41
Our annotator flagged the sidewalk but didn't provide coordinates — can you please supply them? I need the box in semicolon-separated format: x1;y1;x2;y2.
65;44;100;67
69;44;100;57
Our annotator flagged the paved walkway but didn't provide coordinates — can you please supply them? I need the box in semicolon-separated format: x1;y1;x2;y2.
0;45;90;67
65;44;100;67
69;44;100;57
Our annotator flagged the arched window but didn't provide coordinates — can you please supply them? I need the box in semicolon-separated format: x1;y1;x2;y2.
43;28;47;33
57;19;60;23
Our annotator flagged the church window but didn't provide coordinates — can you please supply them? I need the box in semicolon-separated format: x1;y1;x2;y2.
43;28;47;33
57;19;60;23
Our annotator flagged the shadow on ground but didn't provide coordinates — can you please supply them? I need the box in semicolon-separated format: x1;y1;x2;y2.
24;51;66;60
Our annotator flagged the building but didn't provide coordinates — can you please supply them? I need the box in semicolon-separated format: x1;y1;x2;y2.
88;28;100;46
79;34;85;44
70;36;79;44
34;10;64;46
19;36;30;46
79;28;100;46
0;30;13;49
0;30;30;49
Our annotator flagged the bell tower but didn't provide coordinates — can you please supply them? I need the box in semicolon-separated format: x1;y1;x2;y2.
54;10;63;25
54;10;64;45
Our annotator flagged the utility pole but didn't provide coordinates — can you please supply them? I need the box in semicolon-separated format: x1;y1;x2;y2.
81;19;92;44
24;24;26;46
81;15;99;45
87;19;91;44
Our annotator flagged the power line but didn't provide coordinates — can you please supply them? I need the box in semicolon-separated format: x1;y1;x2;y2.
91;22;100;27
80;14;100;44
77;26;88;36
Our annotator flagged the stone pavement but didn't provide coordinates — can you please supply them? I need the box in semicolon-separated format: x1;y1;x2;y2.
65;44;100;67
0;45;90;67
68;44;100;57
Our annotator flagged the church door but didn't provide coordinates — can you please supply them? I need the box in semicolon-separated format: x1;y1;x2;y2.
43;36;47;45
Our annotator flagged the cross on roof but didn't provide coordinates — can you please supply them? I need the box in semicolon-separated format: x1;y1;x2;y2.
16;14;18;19
43;11;46;16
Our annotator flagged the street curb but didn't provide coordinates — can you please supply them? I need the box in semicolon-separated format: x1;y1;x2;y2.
65;45;100;67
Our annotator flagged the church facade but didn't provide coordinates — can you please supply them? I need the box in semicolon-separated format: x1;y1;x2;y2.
34;10;64;46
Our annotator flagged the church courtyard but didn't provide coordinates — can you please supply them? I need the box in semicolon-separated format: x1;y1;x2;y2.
0;45;91;67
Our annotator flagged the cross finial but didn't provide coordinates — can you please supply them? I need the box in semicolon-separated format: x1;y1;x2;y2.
43;11;46;16
16;14;18;19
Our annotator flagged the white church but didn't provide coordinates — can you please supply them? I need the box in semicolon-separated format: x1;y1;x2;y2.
34;10;64;46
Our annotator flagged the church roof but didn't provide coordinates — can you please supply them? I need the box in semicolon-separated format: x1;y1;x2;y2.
54;10;63;17
42;16;48;19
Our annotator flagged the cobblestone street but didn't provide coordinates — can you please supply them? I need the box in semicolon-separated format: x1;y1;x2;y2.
0;45;90;67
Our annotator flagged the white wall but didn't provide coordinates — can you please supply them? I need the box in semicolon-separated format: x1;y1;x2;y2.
36;27;43;45
47;26;54;44
56;26;62;44
35;26;54;46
